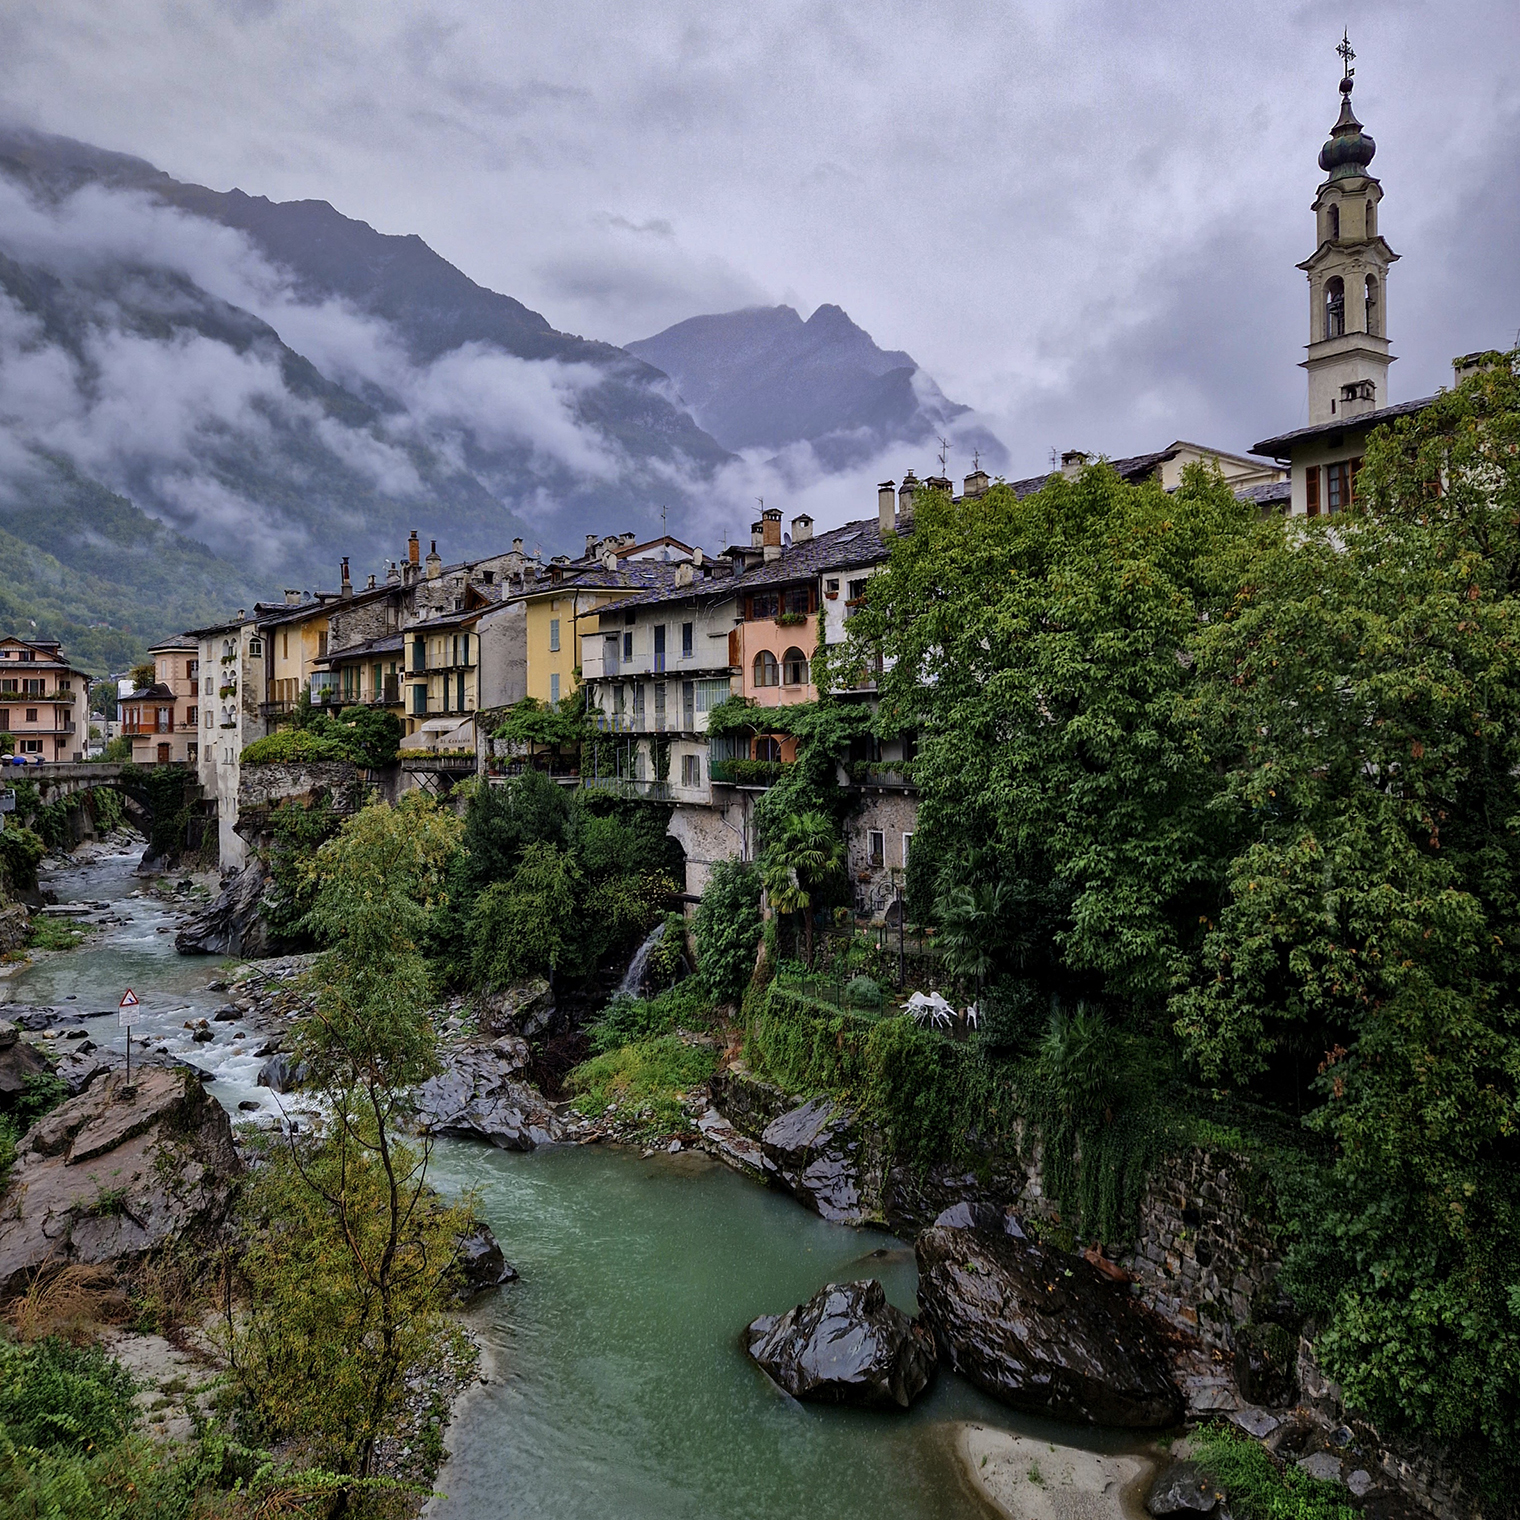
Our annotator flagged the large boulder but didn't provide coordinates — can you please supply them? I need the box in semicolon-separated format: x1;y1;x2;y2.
0;1020;49;1101
0;904;29;957
759;1098;884;1226
0;1066;242;1295
412;1036;569;1150
916;1214;1183;1428
745;1279;936;1410
454;1220;519;1299
475;979;554;1039
175;859;271;957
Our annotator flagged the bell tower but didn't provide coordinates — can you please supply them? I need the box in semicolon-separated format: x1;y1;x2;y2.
1298;35;1398;424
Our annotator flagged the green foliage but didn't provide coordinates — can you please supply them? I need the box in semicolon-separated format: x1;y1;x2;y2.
469;842;580;988
709;758;790;785
567;1035;717;1134
843;974;883;1010
241;707;401;768
587;982;714;1055
494;695;587;750
95;736;133;762
260;796;346;947
0;1336;136;1455
703;695;762;736
0;825;44;896
1188;1423;1358;1520
692;858;763;1004
761;809;845;966
24;915;95;953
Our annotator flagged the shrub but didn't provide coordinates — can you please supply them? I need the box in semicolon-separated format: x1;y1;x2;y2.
1188;1423;1357;1520
0;1336;136;1455
692;857;764;1005
240;728;352;766
843;974;883;1010
587;982;713;1055
567;1035;717;1134
469;842;580;988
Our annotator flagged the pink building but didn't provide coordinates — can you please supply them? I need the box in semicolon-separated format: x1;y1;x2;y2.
0;637;90;761
120;635;200;765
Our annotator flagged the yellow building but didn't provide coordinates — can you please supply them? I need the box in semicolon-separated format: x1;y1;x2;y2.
257;597;336;723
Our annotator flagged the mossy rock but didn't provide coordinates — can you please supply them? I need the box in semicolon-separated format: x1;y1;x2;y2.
1233;1320;1296;1407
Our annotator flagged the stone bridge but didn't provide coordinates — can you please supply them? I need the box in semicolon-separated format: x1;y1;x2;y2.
19;762;204;852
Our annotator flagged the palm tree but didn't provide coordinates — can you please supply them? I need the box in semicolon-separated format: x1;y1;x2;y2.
762;811;845;968
936;880;1006;994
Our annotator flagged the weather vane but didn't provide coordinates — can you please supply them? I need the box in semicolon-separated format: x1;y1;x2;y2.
1337;30;1355;79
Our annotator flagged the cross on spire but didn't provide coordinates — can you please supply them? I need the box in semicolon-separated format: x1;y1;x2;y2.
1337;30;1356;79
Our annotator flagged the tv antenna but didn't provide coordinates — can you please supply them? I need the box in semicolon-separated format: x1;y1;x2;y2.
936;436;950;476
973;448;981;472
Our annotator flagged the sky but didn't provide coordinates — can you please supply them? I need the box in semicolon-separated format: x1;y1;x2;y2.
0;0;1516;491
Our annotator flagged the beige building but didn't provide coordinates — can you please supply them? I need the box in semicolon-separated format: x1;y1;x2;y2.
0;637;89;761
190;615;266;871
121;635;200;765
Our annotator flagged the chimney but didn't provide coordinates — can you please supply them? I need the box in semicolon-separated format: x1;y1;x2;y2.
751;520;764;548
1060;450;1089;478
692;546;704;567
898;471;918;522
387;560;401;585
408;530;421;566
762;508;782;546
878;480;896;537
790;514;813;543
340;557;352;597
601;546;619;571
963;469;990;499
676;561;694;586
585;533;597;557
514;537;524;554
366;573;377;590
426;539;442;579
284;589;300;606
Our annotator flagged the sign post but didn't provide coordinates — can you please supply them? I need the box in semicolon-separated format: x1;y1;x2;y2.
118;990;140;1088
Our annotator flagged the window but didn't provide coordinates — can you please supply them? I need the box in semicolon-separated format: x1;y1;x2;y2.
413;637;426;673
749;592;780;620
1324;276;1345;338
317;632;328;658
282;632;289;660
868;830;885;869
249;638;262;656
1328;203;1340;241
187;660;198;679
205;711;213;728
754;736;782;762
187;706;198;724
549;618;561;652
22;739;42;755
654;624;666;673
412;685;428;716
24;709;37;724
0;680;12;693
550;672;560;703
782;646;809;686
623;631;634;660
204;676;212;696
695;678;729;713
1364;275;1379;336
681;753;701;788
0;713;8;731
633;684;646;719
752;650;780;687
783;585;810;616
625;609;637;626
187;743;198;763
902;832;913;865
1305;465;1320;516
22;680;43;696
457;671;466;710
681;622;693;659
683;680;695;728
1325;460;1361;513
825;578;839;594
654;683;666;730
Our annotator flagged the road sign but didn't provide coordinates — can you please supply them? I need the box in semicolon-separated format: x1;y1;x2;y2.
117;990;141;1027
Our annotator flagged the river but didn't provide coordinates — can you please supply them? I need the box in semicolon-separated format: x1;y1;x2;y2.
8;845;1152;1520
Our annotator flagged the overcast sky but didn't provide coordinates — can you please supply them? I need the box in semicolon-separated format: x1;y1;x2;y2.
2;0;1516;484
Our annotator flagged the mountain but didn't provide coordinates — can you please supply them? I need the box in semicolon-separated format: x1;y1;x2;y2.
627;304;1006;471
0;126;737;664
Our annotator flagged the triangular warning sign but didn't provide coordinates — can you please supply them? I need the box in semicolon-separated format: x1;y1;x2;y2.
119;990;139;1008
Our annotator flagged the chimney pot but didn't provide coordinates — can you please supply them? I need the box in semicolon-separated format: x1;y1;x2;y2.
761;510;782;548
514;537;524;554
408;531;421;565
676;561;694;586
751;521;764;548
790;514;813;543
897;471;918;525
878;480;897;538
284;588;300;605
585;533;597;557
692;546;704;567
1060;450;1089;478
367;573;377;590
963;469;990;499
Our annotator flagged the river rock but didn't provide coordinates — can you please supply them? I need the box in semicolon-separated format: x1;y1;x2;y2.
915;1219;1183;1428
0;1022;48;1101
412;1036;568;1149
475;978;554;1038
759;1097;883;1226
257;1052;309;1093
175;859;272;957
745;1279;936;1409
0;1065;242;1295
0;903;29;956
1147;1461;1225;1516
454;1220;519;1298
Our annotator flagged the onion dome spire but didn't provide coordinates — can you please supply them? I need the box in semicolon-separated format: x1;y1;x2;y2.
1319;32;1376;180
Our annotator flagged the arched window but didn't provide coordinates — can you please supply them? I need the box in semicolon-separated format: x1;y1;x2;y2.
1364;274;1379;336
781;646;809;686
754;736;782;763
1325;276;1345;338
752;650;779;688
1366;201;1376;237
1327;203;1340;241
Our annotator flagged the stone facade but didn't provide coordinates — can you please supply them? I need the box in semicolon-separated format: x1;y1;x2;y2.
845;786;919;919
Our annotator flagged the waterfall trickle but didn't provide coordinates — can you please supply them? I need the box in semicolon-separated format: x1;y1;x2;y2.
616;921;669;999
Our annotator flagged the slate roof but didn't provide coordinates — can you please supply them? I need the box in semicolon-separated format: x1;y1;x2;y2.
149;633;199;653
1250;395;1438;458
1005;449;1179;499
318;632;406;666
1235;481;1293;508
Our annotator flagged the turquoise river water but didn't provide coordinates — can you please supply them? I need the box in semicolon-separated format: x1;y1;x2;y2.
7;847;1153;1520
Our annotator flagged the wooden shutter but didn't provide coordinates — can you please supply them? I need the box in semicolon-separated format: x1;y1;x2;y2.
727;628;740;667
1348;456;1363;504
1305;466;1320;517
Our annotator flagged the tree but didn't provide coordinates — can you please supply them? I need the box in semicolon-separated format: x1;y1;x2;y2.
224;793;468;1490
761;810;844;967
1171;354;1520;1470
128;661;155;691
469;841;581;987
692;858;763;1003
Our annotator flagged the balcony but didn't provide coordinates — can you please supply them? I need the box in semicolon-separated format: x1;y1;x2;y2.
582;775;673;802
710;758;791;787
